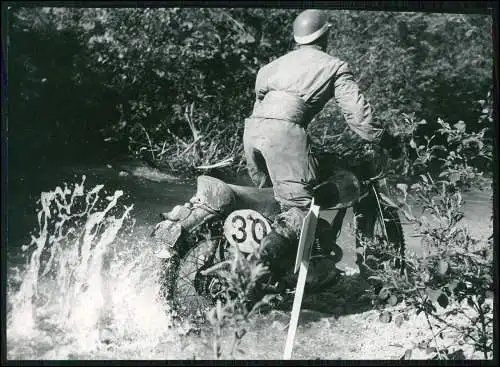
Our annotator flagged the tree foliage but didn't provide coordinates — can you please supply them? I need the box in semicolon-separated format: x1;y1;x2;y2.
8;7;494;176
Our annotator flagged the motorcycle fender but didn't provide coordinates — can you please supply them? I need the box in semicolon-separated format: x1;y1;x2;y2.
150;220;182;258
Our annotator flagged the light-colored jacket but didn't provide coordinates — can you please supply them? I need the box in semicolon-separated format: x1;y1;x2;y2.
250;44;383;142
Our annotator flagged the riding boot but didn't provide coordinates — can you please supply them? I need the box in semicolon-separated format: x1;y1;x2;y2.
151;175;236;259
255;205;344;298
151;199;219;259
257;206;307;282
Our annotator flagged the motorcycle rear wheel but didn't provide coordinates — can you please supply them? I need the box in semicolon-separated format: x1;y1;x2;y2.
168;222;232;319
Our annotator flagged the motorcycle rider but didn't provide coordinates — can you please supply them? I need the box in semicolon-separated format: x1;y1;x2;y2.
152;9;403;299
244;9;400;282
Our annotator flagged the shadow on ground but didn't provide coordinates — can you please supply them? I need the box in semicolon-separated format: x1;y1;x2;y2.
275;273;375;320
310;274;374;316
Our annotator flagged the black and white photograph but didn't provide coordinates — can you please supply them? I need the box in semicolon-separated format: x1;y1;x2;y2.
3;2;497;361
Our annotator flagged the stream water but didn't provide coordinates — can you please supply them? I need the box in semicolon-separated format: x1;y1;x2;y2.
5;158;494;360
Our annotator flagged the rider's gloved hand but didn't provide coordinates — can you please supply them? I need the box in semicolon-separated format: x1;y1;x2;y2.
379;130;402;159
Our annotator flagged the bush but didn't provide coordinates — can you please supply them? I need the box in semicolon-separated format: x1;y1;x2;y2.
364;118;493;359
205;246;275;359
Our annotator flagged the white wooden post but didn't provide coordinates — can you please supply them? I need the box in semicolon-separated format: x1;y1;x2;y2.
283;199;320;360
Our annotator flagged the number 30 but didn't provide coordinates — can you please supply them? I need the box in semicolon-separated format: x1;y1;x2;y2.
231;215;268;245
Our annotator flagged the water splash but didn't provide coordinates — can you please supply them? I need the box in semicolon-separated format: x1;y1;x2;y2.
6;176;187;360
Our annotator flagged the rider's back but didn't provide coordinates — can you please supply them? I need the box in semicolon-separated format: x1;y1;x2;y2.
250;45;349;128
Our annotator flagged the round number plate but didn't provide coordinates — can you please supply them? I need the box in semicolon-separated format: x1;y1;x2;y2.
223;209;272;253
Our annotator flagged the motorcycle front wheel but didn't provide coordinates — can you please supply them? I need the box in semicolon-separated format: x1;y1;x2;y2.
353;187;406;278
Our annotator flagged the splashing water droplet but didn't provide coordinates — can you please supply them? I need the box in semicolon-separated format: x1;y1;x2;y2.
7;176;179;359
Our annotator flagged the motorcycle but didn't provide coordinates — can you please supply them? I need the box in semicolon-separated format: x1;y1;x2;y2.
150;155;406;319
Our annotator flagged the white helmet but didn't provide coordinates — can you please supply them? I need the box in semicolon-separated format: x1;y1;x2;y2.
293;9;331;45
